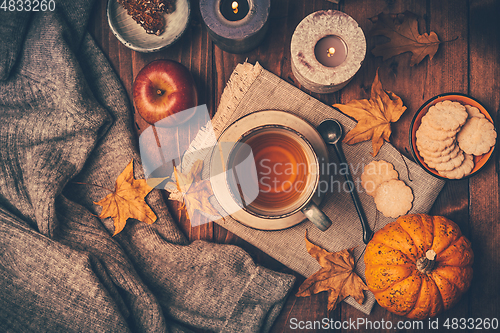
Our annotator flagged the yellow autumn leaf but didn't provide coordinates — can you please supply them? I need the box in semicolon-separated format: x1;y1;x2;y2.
333;68;407;156
296;233;368;312
173;159;220;220
94;159;156;236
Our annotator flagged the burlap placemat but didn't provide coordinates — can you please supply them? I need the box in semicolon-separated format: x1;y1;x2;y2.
184;62;445;314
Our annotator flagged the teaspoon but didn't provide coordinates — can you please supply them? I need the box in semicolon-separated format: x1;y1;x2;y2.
317;119;373;244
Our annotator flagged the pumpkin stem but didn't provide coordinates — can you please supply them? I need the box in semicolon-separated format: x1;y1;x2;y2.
416;249;437;274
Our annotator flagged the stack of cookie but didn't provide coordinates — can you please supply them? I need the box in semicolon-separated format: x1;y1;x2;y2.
416;100;496;179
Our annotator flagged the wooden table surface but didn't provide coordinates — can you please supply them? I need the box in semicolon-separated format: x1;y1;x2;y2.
89;0;499;331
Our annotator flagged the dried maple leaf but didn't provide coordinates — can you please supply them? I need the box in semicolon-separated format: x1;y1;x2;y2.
369;11;441;66
94;159;156;236
146;176;170;189
172;159;220;220
296;233;368;312
333;68;406;156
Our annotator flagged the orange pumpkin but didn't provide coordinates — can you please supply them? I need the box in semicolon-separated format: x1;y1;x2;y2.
364;214;473;319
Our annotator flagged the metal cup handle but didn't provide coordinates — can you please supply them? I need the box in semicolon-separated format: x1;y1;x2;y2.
301;201;332;231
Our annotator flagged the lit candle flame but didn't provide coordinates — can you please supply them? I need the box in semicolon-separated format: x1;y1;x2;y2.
327;47;336;57
232;1;239;14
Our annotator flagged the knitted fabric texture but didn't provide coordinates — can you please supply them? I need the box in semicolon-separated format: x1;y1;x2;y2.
0;1;294;332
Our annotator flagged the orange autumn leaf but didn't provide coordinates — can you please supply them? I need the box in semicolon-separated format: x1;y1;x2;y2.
94;159;156;236
173;159;220;220
333;69;406;156
369;11;442;66
296;233;368;312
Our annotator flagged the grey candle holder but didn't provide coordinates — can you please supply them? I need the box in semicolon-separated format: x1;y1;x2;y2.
200;0;270;54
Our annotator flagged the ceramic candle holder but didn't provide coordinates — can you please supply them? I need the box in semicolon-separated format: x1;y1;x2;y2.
200;0;270;54
291;10;366;94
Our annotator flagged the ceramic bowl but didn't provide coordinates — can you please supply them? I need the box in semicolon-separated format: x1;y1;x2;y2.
107;0;190;53
409;93;496;180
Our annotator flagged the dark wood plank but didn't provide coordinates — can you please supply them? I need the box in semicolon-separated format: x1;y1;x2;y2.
339;0;429;331
273;286;331;333
426;0;471;324
129;2;217;242
90;0;110;58
341;0;434;155
117;43;135;100
337;0;471;331
468;0;500;322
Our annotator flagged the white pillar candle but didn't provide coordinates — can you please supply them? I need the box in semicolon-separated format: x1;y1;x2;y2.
291;10;366;94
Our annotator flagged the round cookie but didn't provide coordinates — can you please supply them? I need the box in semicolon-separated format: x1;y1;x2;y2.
374;180;413;218
425;100;468;132
417;141;457;158
457;117;496;155
427;151;465;171
418;115;458;140
416;135;454;153
361;160;399;196
420;144;461;164
416;124;457;141
438;154;474;179
465;105;485;119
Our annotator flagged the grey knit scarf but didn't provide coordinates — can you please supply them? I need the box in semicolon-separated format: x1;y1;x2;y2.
0;1;294;332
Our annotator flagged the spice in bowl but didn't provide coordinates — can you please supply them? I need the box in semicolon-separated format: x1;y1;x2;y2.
117;0;176;36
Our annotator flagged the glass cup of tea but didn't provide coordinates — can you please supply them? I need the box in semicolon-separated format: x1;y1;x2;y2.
226;125;332;231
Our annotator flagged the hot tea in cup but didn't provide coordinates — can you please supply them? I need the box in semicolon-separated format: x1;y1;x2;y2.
227;125;331;230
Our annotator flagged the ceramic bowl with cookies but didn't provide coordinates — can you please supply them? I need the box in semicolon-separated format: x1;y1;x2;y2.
410;93;496;180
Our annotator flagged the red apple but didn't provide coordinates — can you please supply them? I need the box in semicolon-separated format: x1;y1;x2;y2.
133;59;198;126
